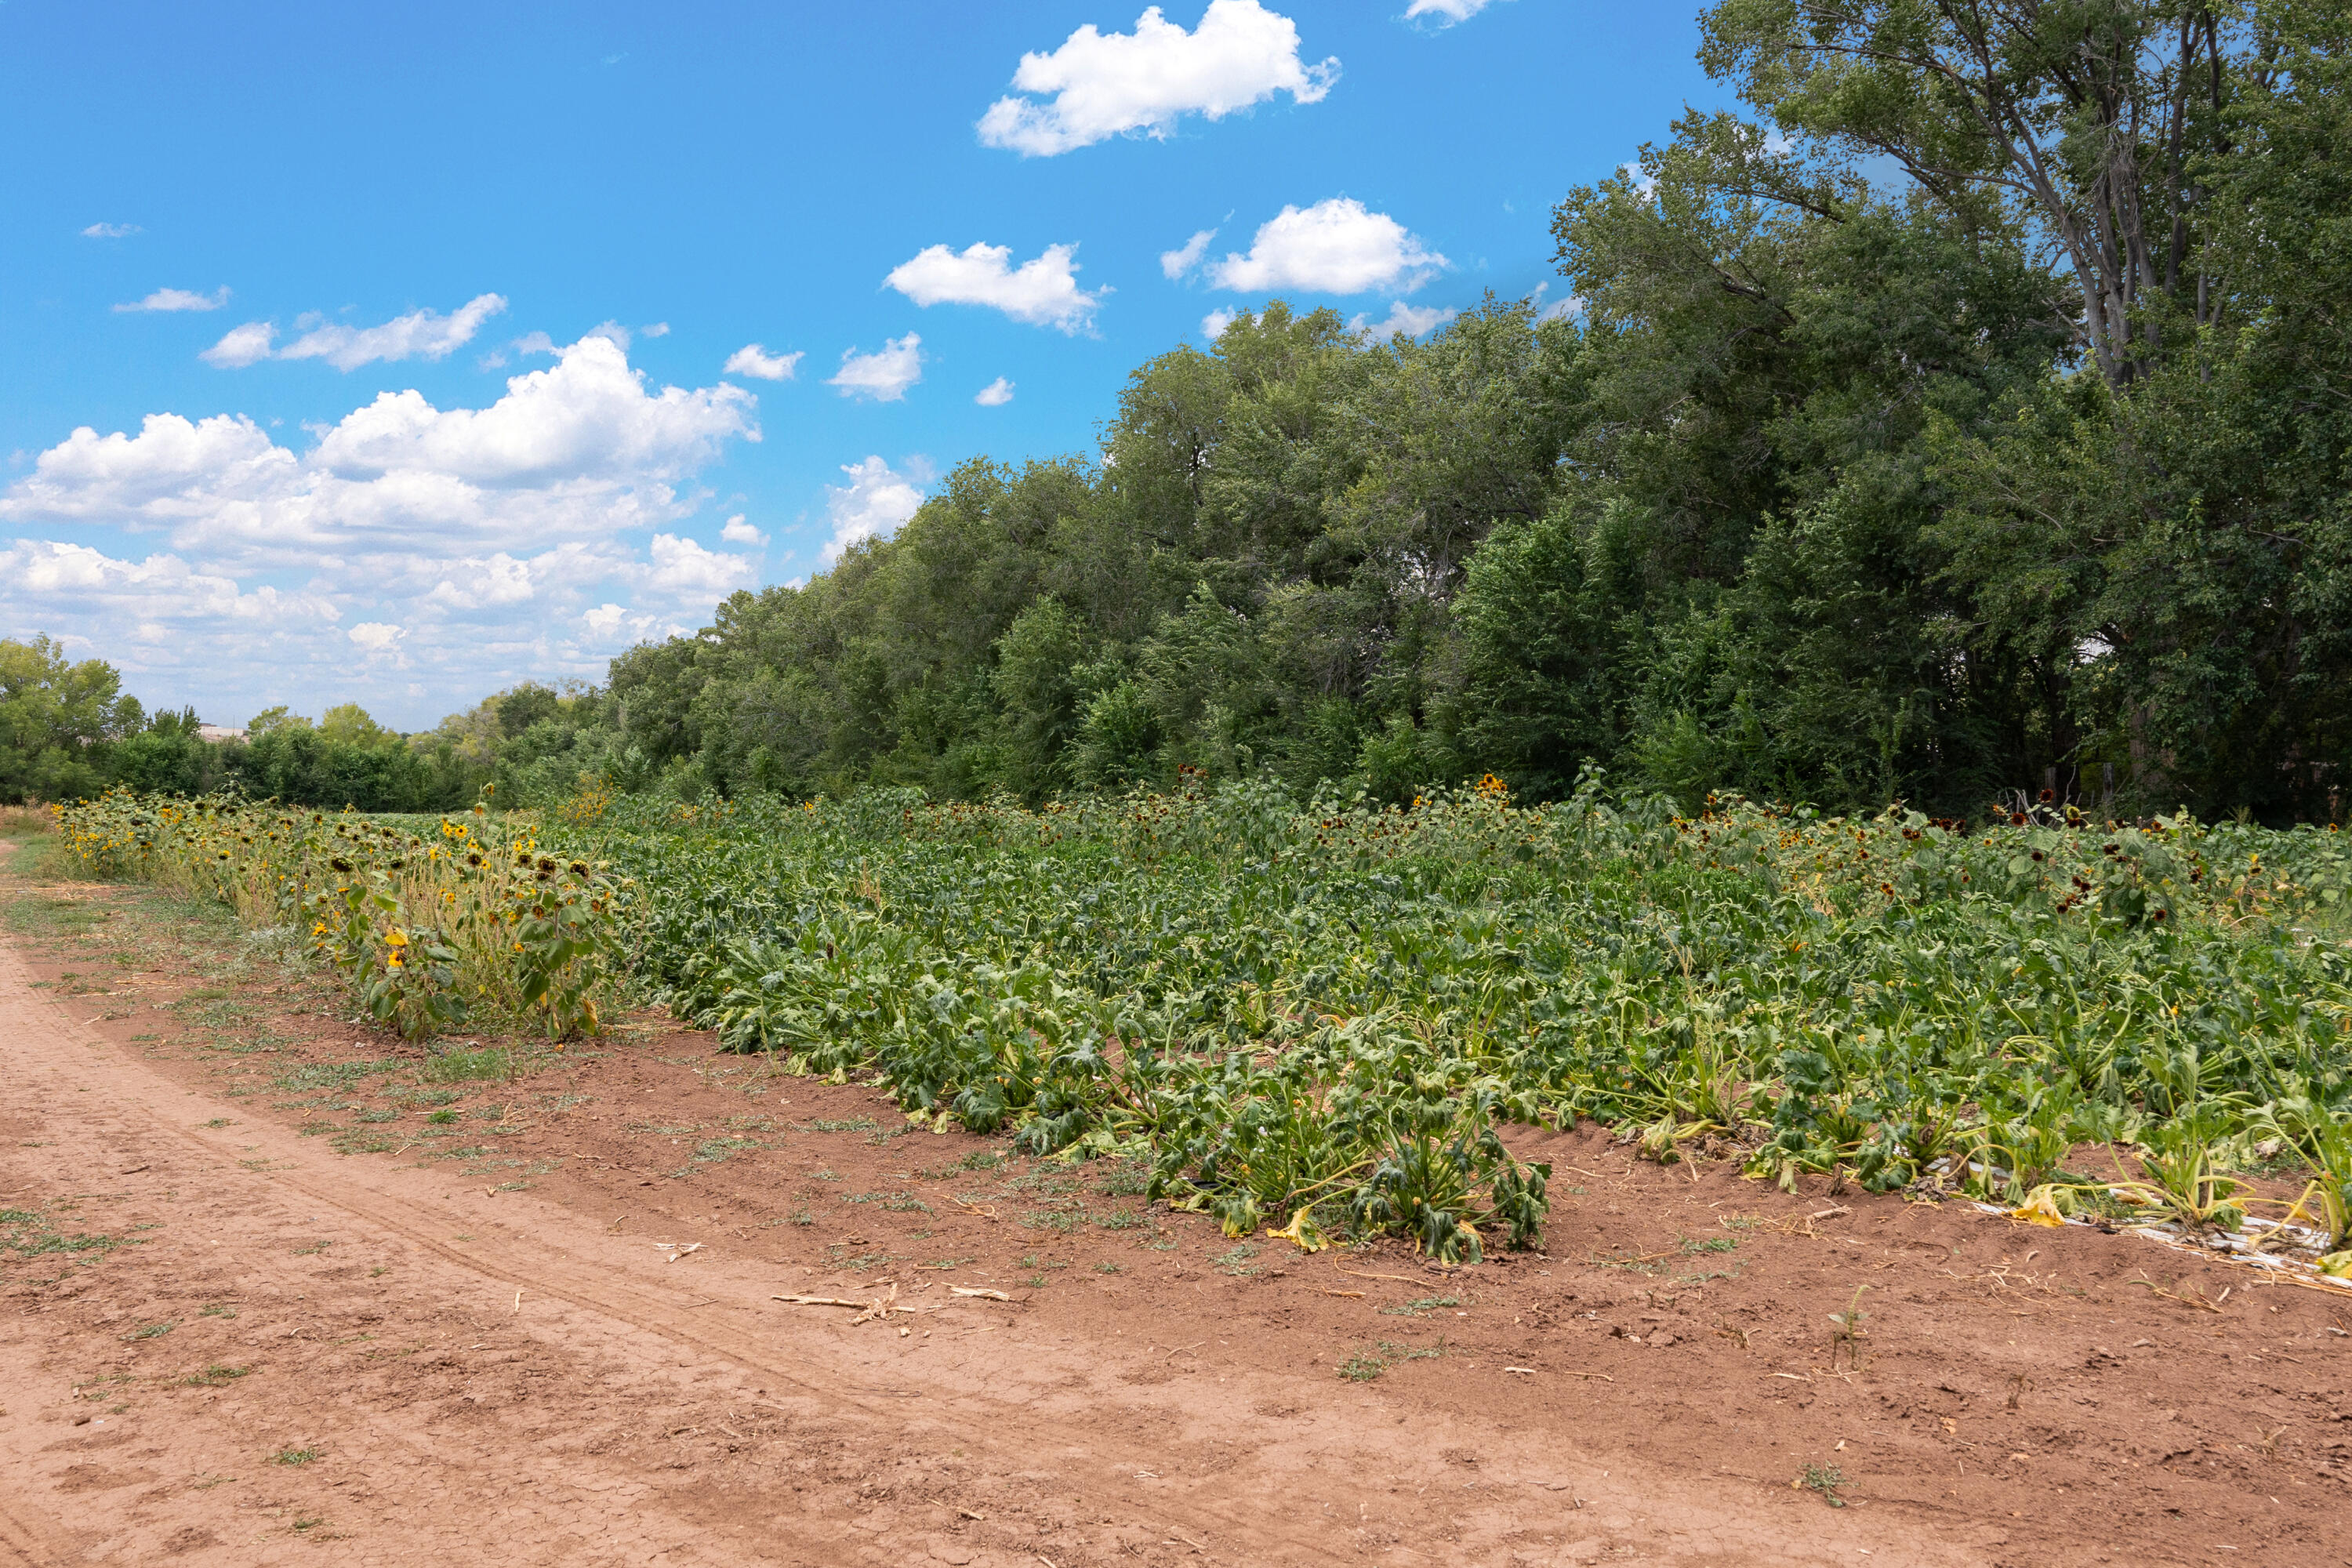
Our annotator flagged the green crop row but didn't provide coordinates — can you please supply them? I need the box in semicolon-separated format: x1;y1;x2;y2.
543;775;2352;1266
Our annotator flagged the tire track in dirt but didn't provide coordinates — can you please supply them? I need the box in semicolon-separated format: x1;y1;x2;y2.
0;926;1965;1566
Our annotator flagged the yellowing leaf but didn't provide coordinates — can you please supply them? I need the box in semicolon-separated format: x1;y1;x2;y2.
2009;1185;2069;1227
1265;1206;1329;1253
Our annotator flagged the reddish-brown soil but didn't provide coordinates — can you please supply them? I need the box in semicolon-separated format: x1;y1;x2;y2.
2;853;2349;1566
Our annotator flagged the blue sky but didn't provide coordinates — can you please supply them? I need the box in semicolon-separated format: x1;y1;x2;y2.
0;0;1721;730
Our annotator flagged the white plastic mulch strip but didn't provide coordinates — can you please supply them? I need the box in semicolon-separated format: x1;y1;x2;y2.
1969;1199;2352;1290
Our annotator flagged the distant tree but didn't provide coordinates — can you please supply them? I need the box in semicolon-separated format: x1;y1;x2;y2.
0;636;140;802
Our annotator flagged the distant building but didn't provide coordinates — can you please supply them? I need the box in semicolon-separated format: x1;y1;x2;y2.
198;724;248;744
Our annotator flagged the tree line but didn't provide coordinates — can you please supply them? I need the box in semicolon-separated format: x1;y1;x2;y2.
0;634;615;813
602;2;2352;822
11;2;2348;821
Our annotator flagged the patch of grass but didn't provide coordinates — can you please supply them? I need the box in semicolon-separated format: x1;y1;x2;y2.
1380;1294;1464;1317
201;1303;237;1319
1018;1207;1083;1232
125;1319;180;1340
786;1208;816;1225
426;1109;459;1124
273;1061;405;1094
423;1047;513;1083
1212;1242;1261;1276
688;1136;762;1167
1798;1463;1849;1507
808;1167;841;1181
1094;1161;1152;1198
844;1189;930;1212
270;1446;321;1467
354;1108;400;1124
1094;1260;1123;1274
793;1116;879;1133
1;1207;129;1261
292;1240;332;1257
329;1131;397;1156
183;1363;252;1387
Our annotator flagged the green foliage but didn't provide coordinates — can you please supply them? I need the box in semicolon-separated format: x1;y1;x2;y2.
0;636;144;803
57;792;626;1042
545;776;2352;1265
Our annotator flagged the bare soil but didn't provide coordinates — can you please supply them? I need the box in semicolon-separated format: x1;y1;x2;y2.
2;843;2348;1566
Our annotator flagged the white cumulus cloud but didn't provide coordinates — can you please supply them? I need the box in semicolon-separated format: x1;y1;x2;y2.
720;514;768;545
116;287;230;314
885;242;1106;333
347;622;406;655
281;294;508;371
975;377;1015;407
822;456;924;562
1350;301;1458;340
1404;0;1499;24
1209;198;1446;294
827;334;924;401
204;294;507;372
200;322;278;368
82;222;142;239
724;343;803;380
0;538;337;629
1161;228;1217;278
0;333;768;724
1201;307;1239;338
641;532;757;600
4;333;756;566
978;0;1338;157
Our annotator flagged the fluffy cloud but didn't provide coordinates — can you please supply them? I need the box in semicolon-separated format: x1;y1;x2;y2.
348;622;408;663
720;514;768;545
975;377;1016;407
978;0;1338;157
1201;307;1239;338
724;343;803;380
0;538;337;629
641;532;758;600
116;287;230;314
885;242;1105;332
1209;198;1446;294
204;294;506;372
1404;0;1497;24
1161;227;1217;278
201;322;278;368
0;339;766;720
827;334;924;401
82;222;141;239
1350;300;1457;339
822;456;924;562
3;333;755;567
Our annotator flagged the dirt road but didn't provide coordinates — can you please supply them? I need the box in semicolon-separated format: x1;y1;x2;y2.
4;855;2347;1566
0;932;1922;1566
